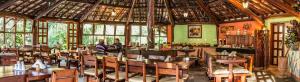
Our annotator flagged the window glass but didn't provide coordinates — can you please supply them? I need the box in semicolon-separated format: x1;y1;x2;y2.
83;24;93;34
16;33;24;47
0;17;3;31
106;36;115;45
25;20;32;32
5;33;14;47
95;24;104;35
6;17;15;32
116;25;125;35
17;19;24;32
0;33;3;47
141;26;148;35
105;25;115;35
131;25;140;35
25;34;32;45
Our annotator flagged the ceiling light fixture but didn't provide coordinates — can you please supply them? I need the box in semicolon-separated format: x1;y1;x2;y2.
183;12;188;17
111;11;116;16
242;0;249;8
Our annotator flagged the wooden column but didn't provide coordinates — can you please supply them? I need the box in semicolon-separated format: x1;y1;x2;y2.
32;20;37;45
167;24;174;43
125;24;131;48
147;0;155;48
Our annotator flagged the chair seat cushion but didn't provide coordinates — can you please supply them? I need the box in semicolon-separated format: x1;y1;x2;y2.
129;75;156;82
212;66;250;75
84;68;103;76
106;71;135;81
159;74;189;82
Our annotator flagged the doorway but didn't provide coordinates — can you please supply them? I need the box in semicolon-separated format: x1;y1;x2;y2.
270;23;286;65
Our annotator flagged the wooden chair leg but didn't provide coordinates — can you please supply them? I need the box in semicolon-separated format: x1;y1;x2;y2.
216;77;221;82
241;75;246;82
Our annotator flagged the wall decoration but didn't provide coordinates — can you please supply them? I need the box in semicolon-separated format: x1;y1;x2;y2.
188;25;202;38
220;26;234;33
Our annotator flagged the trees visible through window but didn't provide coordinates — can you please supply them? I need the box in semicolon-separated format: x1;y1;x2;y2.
0;16;33;47
82;23;125;45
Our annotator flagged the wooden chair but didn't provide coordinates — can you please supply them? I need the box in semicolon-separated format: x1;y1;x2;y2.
51;69;78;82
206;54;253;82
57;51;79;69
103;56;134;82
82;55;102;82
125;60;155;82
155;62;188;82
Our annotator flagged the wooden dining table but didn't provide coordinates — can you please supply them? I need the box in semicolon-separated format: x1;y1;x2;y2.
0;65;65;82
214;55;247;82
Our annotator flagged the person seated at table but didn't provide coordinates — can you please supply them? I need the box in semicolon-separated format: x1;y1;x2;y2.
113;38;123;52
96;39;108;52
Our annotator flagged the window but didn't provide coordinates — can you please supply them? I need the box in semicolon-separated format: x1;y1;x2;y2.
155;26;167;44
48;22;68;49
0;16;33;47
82;24;125;45
130;25;148;45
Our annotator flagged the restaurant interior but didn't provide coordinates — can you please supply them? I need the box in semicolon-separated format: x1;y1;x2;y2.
0;0;299;82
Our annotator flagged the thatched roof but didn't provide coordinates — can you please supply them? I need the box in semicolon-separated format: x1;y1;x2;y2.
0;0;299;24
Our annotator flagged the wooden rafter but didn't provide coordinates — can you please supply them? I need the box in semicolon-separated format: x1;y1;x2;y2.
0;0;18;11
60;3;78;18
265;0;300;19
99;6;107;21
53;1;71;17
67;4;86;19
196;0;218;23
35;0;66;19
164;0;174;25
227;0;264;25
126;0;136;25
79;0;101;22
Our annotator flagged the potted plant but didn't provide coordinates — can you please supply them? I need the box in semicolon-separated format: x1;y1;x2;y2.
279;21;299;76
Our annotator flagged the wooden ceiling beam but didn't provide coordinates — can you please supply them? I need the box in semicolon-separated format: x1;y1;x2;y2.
265;0;300;20
164;0;175;25
79;0;101;22
34;0;65;20
195;0;219;24
126;0;136;25
227;0;264;25
0;0;18;11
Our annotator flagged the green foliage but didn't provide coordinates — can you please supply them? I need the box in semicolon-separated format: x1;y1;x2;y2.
48;22;67;50
285;31;298;48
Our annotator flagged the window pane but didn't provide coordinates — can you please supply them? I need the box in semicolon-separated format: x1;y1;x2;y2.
130;36;140;43
95;24;104;35
25;34;32;45
141;26;148;35
116;25;125;35
16;33;24;47
105;25;115;35
155;37;167;44
131;25;140;35
0;33;3;47
17;19;24;32
83;35;93;45
0;17;3;31
83;24;93;34
106;36;114;45
25;20;32;32
5;33;15;47
115;36;125;45
6;17;15;32
95;36;105;44
141;37;147;44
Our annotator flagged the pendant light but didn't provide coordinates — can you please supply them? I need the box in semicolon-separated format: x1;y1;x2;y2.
183;12;188;17
242;0;249;8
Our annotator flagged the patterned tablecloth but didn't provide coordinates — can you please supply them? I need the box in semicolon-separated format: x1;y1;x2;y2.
288;50;300;78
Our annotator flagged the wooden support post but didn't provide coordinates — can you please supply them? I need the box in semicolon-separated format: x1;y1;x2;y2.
147;0;155;48
125;24;131;48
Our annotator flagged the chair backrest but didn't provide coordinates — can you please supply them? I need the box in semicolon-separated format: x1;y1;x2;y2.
103;56;119;80
155;62;180;82
126;60;146;82
51;69;78;82
82;55;99;76
126;54;139;59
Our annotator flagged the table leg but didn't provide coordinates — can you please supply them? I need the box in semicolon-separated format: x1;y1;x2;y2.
228;64;233;82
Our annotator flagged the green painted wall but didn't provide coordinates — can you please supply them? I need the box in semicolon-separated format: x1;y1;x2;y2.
265;16;300;29
173;24;217;45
